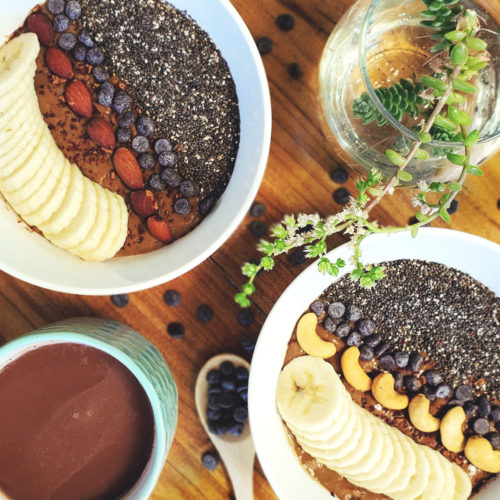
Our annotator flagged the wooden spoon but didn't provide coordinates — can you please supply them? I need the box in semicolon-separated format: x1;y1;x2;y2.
195;353;255;500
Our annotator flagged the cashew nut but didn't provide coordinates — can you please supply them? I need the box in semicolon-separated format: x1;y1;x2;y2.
341;346;372;392
371;372;409;410
464;436;500;473
408;394;440;432
440;406;466;453
297;313;336;359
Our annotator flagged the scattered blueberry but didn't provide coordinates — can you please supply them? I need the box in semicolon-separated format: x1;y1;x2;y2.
490;405;500;422
206;409;222;420
374;341;390;358
221;378;236;392
57;32;76;51
136;115;155;136
333;187;351;205
455;384;473;401
364;334;381;347
288;62;303;79
256;37;273;55
236;366;249;381
328;302;345;319
464;401;478;417
447;199;459;215
424;370;442;387
344;304;361;322
330;167;348;184
408;352;424;372
138;153;155;170
159;151;178;167
180;180;199;198
161;168;182;188
422;384;437;401
86;46;104;65
116;127;131;144
310;300;324;316
323;316;341;332
404;375;420;393
357;319;376;336
53;14;70;32
233;406;248;423
148;173;166;191
167;322;185;339
359;344;374;361
118;111;135;128
435;383;451;399
335;321;350;338
476;396;491;417
276;13;295;31
394;351;409;369
174;198;192;216
163;289;181;307
72;43;87;61
346;331;362;347
113;91;132;114
220;361;235;377
98;82;114;107
229;422;244;436
408;216;419;226
110;293;129;308
220;392;237;409
471;417;491;435
497;199;500;209
394;372;404;392
65;1;81;20
47;0;65;15
240;333;256;353
289;248;306;265
131;135;149;153
206;369;221;385
154;138;172;154
197;304;214;322
238;309;254;327
486;432;500;450
77;29;94;47
199;197;215;215
92;66;109;82
379;353;396;371
249;220;266;237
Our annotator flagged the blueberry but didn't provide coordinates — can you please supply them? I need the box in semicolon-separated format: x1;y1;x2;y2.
53;14;70;32
424;370;442;387
118;111;134;128
486;432;500;450
207;420;227;435
422;384;437;401
256;37;273;55
113;91;132;114
323;316;341;332
86;47;104;65
98;84;114;107
197;304;213;322
206;409;222;421
57;33;76;51
374;341;390;358
77;29;94;47
72;43;87;62
490;405;500;422
408;352;424;372
364;334;381;347
249;220;266;237
199;197;215;215
394;351;409;369
208;385;222;395
135;115;154;136
240;390;248;403
167;322;185;339
359;344;374;361
471;417;490;435
379;354;395;371
116;127;131;144
404;375;419;393
455;384;473;401
154;138;172;154
180;180;199;198
220;392;237;409
333;187;351;205
202;450;219;470
287;62;303;79
220;361;235;377
447;199;458;215
447;399;464;408
236;366;249;381
289;248;306;266
206;369;221;384
161;168;182;188
207;394;221;411
357;319;376;336
174;198;192;216
344;304;361;322
149;173;166;191
240;334;256;353
221;378;236;392
238;309;254;327
276;13;295;31
138;153;155;170
159;151;178;167
330;167;348;184
346;331;362;347
435;383;451;399
65;1;81;19
163;289;181;306
464;401;478;417
110;293;129;308
328;302;345;319
92;66;109;82
233;406;248;423
394;372;404;392
334;321;350;338
310;300;324;316
131;135;149;153
476;396;491;417
47;0;65;15
237;382;248;393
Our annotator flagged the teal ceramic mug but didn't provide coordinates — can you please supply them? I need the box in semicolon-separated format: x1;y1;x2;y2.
0;317;178;500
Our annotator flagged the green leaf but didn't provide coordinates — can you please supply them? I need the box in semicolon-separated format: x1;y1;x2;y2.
421;75;448;91
449;182;462;191
241;262;258;278
451;43;468;66
464;129;479;147
410;226;419;238
271;223;287;238
452;79;477;93
448;105;472;126
446;92;466;105
434;114;457;131
397;170;413;182
429;181;447;192
351;268;362;280
445;30;467;42
386;149;406;166
440;193;451;205
447;152;466;165
465;36;487;51
367;187;384;197
415;212;427;222
257;240;274;255
431;40;451;53
234;292;251;308
242;283;256;295
336;258;346;268
418;131;432;143
466;164;484;176
415;148;430;160
439;206;451;222
468;60;488;71
261;255;275;270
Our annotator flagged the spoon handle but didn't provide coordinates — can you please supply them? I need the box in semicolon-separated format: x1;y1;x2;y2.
223;446;255;500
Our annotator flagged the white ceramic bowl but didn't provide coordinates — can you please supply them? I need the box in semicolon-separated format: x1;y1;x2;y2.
0;0;271;295
249;228;500;500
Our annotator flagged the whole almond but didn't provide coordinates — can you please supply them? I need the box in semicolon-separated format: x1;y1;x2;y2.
65;80;92;118
113;148;144;189
27;13;54;47
130;190;158;217
45;47;73;79
87;117;116;150
147;216;173;243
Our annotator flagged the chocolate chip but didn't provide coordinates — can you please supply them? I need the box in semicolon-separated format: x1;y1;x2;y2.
237;309;254;327
249;220;266;237
333;187;351;205
330;167;348;184
167;322;185;338
288;62;303;79
289;248;306;266
256;36;273;55
276;13;295;31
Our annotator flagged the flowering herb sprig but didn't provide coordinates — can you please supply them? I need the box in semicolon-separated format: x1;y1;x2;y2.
235;4;489;308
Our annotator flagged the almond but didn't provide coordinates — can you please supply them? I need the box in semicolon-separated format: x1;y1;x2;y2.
112;147;144;189
65;80;92;118
87;117;116;150
27;13;54;47
147;216;173;243
45;47;73;79
130;190;158;218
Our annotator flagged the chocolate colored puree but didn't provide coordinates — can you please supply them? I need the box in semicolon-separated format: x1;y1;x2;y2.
0;343;154;500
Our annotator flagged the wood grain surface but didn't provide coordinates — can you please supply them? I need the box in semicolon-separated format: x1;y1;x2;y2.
1;0;499;499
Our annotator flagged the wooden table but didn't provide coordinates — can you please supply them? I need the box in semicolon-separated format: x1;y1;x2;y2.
1;0;499;498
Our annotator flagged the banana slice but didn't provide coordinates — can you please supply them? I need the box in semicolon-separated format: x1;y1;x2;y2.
451;465;471;500
383;434;416;495
0;83;40;136
0;68;36;109
391;445;430;500
417;445;446;500
435;453;456;500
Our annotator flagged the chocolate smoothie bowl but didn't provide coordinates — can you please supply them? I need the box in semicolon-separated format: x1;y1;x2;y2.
0;0;271;294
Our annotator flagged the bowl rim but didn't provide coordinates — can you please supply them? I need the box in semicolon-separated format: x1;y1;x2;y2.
248;227;500;500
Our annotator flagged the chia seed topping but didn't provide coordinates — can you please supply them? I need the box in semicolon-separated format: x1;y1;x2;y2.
80;0;240;199
321;260;500;400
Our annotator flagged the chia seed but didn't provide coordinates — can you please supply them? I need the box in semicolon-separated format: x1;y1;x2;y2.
320;260;500;399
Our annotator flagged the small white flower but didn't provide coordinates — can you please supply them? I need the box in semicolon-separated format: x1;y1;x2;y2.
417;180;428;192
